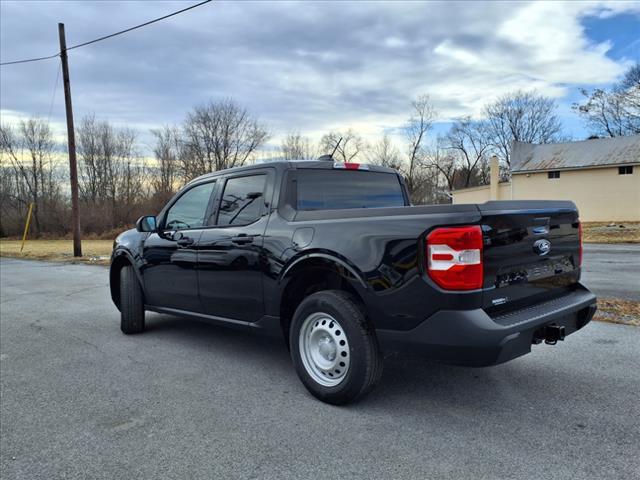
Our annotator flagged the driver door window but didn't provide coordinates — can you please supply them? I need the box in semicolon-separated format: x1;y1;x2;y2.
164;181;216;231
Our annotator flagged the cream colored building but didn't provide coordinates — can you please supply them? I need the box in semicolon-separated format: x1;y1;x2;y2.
452;136;640;222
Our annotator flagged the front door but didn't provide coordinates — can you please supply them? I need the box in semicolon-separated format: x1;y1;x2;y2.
142;180;217;312
197;171;272;322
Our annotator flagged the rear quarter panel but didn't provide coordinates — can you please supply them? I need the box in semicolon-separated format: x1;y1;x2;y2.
263;205;483;330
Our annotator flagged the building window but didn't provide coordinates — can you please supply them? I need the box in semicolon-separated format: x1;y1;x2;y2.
548;171;560;179
619;166;633;175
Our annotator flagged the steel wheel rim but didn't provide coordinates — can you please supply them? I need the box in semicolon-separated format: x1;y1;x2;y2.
299;312;350;387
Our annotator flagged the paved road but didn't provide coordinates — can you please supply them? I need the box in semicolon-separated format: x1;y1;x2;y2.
1;258;639;480
581;243;640;301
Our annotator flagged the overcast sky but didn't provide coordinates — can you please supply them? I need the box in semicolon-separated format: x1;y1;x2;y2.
1;0;639;154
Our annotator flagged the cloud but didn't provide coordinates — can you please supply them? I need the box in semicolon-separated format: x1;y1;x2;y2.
1;0;638;152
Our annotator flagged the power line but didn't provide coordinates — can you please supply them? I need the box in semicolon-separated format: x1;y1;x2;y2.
0;0;212;67
0;53;59;66
47;62;61;122
66;0;212;52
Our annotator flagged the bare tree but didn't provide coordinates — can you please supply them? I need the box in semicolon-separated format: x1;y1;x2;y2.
77;115;145;229
280;132;316;160
319;129;367;162
181;99;269;177
409;164;445;205
76;115;105;205
0;118;61;235
621;63;640;111
404;95;437;196
0;165;17;236
484;90;563;165
573;63;640;138
425;143;458;193
150;125;182;201
368;134;402;169
113;127;145;224
444;117;491;188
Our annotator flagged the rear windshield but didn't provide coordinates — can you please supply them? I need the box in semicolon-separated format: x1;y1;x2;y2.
296;170;406;211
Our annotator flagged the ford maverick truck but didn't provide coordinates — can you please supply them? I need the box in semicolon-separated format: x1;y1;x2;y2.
110;159;597;404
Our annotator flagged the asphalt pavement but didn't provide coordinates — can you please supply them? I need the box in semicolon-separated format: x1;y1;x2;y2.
1;257;639;480
581;243;640;301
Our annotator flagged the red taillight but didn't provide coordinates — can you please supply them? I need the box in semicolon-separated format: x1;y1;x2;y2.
578;221;583;267
426;225;483;290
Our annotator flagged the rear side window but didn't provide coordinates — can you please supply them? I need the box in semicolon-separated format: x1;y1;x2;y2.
296;170;406;211
217;174;267;226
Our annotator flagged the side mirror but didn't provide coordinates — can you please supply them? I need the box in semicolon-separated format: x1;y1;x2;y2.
136;215;157;232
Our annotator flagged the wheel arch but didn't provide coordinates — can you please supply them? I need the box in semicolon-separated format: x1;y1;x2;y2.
109;250;143;310
277;253;370;342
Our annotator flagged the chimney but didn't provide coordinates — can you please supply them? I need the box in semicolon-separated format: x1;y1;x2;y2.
490;155;499;200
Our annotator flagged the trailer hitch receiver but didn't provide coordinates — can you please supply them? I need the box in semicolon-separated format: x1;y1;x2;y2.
544;325;565;345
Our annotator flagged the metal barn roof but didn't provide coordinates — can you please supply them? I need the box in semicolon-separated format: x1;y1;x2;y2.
511;135;640;173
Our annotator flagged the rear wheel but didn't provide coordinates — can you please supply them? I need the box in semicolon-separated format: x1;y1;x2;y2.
290;290;382;405
120;265;145;334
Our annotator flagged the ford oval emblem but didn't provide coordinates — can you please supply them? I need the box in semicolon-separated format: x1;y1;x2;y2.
533;239;551;256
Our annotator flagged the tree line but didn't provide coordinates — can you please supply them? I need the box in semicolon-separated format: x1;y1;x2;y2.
0;99;270;237
1;63;638;238
274;91;564;205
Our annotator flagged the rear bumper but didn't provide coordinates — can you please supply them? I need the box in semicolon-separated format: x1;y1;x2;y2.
376;284;597;367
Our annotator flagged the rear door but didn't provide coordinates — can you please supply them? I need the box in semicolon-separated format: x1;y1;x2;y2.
196;169;275;322
479;201;581;311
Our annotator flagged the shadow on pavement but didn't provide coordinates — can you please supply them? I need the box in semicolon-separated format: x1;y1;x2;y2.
141;312;595;414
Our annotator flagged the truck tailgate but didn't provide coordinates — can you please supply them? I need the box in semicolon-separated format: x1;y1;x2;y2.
479;201;581;311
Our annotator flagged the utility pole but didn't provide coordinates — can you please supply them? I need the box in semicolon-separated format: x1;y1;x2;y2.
58;23;82;257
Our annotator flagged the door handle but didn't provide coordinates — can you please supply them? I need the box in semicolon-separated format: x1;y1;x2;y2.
231;234;255;245
177;237;194;247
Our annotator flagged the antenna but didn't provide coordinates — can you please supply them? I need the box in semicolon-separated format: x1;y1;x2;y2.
318;137;344;161
330;137;343;158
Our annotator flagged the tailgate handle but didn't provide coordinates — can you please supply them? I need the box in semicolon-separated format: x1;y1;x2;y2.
533;217;550;235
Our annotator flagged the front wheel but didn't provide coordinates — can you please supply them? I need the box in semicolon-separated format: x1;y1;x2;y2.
120;265;145;334
290;290;383;405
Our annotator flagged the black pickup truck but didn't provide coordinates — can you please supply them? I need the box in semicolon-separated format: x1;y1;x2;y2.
110;159;597;404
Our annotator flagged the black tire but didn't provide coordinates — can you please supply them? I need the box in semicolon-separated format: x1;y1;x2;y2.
289;290;383;405
120;265;145;334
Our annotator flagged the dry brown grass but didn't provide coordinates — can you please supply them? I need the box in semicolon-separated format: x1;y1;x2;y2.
593;298;640;326
0;239;113;266
582;222;640;244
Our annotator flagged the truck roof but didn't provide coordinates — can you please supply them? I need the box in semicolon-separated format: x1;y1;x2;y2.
188;160;399;185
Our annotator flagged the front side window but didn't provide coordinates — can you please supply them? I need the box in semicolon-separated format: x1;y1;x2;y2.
217;175;267;226
164;181;216;230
